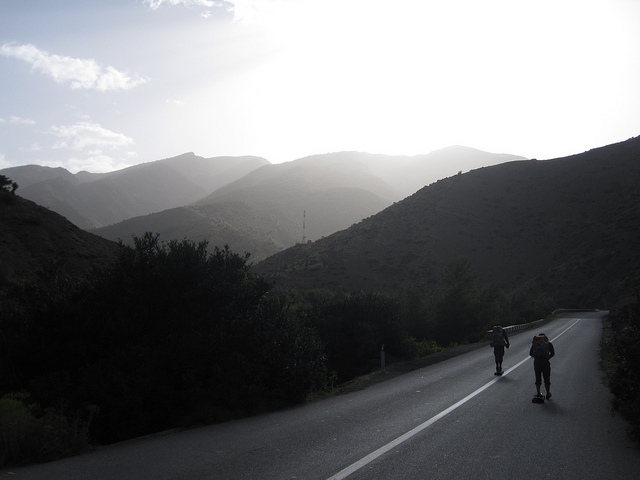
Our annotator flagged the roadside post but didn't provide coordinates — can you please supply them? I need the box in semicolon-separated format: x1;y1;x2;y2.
381;344;386;373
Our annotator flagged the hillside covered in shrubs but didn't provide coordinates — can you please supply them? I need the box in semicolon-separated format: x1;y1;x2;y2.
255;136;640;309
0;231;549;466
2;134;640;466
605;278;640;442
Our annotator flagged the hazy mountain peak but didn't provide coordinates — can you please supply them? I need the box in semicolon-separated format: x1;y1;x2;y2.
253;136;640;308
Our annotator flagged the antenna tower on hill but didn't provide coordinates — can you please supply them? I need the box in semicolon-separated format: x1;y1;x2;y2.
302;210;306;244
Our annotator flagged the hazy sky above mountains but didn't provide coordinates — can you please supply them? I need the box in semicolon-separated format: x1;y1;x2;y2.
1;0;639;173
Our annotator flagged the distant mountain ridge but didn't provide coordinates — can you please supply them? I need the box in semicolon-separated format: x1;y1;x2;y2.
3;145;525;292
2;153;269;229
253;136;640;308
2;138;638;309
2;148;524;262
89;147;525;261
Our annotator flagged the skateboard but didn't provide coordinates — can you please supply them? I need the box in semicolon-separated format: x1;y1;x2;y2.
532;394;545;404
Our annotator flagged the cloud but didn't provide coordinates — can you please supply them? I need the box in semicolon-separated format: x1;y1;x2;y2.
143;0;227;10
0;43;148;91
0;116;36;125
48;122;134;151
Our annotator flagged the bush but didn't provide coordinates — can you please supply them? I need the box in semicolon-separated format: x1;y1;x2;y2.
0;234;328;446
0;237;556;463
0;174;18;194
0;393;92;467
0;393;41;466
308;290;413;383
411;338;444;358
607;276;640;441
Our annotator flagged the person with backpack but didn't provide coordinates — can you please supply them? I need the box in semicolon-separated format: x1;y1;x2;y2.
529;333;555;399
489;324;510;375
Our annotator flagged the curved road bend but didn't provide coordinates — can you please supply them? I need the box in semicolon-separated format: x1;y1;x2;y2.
9;312;640;479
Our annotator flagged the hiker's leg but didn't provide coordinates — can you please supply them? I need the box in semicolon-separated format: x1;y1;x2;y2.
495;346;504;372
543;361;551;396
493;347;500;371
534;359;542;395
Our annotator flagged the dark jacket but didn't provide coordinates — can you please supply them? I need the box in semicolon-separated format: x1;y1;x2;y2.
490;326;510;347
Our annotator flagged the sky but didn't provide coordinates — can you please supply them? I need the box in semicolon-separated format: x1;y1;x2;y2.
1;0;640;173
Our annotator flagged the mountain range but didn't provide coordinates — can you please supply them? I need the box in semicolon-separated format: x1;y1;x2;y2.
253;136;640;308
2;153;269;230
2;147;524;262
3;137;639;309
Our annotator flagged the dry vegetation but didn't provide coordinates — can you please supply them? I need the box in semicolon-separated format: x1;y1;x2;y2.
255;136;640;310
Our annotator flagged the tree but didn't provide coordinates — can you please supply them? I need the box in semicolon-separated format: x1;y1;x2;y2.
0;233;328;444
431;258;482;345
310;290;411;382
0;174;18;194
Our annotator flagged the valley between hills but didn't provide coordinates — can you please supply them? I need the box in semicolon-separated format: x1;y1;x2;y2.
2;137;640;309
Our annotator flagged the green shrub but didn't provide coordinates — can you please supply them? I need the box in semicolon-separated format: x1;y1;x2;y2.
607;278;640;441
411;337;444;358
0;235;328;446
307;290;413;383
0;236;557;459
0;393;93;467
0;393;41;466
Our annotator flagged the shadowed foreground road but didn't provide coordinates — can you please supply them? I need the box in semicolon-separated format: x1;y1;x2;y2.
8;312;640;479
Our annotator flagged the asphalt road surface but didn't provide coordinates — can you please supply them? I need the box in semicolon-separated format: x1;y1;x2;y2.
8;312;640;479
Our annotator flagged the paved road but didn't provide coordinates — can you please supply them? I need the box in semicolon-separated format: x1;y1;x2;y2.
9;312;640;479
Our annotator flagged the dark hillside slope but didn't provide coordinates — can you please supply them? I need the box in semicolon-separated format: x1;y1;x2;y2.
254;136;640;308
0;192;118;296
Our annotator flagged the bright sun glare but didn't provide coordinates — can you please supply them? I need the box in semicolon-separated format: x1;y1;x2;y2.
209;0;635;162
2;0;638;171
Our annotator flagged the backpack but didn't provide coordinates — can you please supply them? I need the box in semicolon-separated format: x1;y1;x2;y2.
531;334;550;357
491;327;506;347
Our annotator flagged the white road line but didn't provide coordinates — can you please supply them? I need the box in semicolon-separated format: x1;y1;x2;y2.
326;318;583;480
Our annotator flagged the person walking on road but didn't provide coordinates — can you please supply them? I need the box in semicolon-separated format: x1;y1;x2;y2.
530;333;555;399
490;324;510;375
